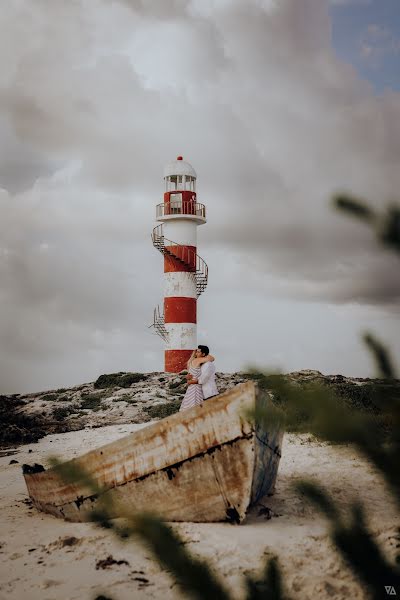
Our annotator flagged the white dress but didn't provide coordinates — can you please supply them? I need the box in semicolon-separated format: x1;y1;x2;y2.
179;366;204;411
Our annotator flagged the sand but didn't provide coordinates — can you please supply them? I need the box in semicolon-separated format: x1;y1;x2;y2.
0;425;398;600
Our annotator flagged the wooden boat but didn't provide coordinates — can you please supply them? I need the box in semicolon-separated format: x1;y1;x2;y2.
23;382;284;523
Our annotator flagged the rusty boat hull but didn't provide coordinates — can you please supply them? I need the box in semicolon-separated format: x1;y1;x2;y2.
23;382;283;523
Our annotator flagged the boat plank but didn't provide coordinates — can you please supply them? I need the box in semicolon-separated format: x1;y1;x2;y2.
31;436;255;523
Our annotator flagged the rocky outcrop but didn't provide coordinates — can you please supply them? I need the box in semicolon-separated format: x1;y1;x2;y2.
0;395;51;446
2;370;398;447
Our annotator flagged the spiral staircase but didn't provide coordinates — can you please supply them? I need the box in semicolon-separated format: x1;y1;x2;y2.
149;224;208;341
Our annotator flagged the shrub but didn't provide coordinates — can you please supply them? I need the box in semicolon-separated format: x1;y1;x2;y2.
41;393;59;401
94;372;147;389
58;395;71;402
143;400;181;419
52;405;79;420
168;380;184;389
80;394;106;410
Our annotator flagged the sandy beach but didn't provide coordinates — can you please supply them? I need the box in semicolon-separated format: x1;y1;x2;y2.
1;423;398;600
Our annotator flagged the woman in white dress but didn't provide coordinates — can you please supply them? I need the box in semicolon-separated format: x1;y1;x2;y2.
179;348;215;412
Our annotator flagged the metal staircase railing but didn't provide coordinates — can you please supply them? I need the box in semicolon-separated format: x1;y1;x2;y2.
150;224;208;341
148;304;169;342
151;225;208;298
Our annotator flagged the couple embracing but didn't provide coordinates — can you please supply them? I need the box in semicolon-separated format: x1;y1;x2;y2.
179;345;219;412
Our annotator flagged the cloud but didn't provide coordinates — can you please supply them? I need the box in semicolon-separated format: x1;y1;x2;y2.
0;0;400;391
359;24;400;68
329;0;372;5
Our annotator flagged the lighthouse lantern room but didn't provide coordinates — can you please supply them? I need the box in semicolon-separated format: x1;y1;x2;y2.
151;157;208;373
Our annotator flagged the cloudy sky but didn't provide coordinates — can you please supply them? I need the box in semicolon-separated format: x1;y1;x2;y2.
1;0;400;393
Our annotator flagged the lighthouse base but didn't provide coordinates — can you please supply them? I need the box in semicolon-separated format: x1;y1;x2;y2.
165;349;193;373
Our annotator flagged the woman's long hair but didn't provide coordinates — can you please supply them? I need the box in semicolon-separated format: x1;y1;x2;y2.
187;349;197;370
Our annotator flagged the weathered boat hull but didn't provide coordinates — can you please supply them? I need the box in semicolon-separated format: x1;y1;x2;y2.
23;382;283;523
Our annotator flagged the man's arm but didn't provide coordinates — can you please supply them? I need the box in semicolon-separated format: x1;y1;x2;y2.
198;362;215;386
188;363;213;386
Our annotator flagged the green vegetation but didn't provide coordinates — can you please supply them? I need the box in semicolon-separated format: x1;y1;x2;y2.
52;405;79;420
41;393;59;401
245;196;400;599
242;373;398;434
94;372;147;389
143;399;181;419
123;396;138;405
112;395;135;403
168;379;184;389
166;378;187;396
80;393;107;411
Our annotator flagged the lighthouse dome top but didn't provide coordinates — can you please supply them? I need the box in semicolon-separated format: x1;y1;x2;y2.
164;156;197;179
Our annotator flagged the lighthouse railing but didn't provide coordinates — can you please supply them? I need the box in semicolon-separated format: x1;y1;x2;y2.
156;201;206;219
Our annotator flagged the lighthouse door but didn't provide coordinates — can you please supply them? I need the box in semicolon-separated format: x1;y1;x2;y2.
170;193;182;214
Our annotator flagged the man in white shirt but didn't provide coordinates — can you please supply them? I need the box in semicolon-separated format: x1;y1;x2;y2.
188;345;219;400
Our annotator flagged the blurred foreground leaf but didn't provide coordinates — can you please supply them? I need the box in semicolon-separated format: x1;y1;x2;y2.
335;195;376;222
364;332;397;380
52;459;287;600
334;195;400;252
245;556;284;600
53;194;400;600
297;483;400;600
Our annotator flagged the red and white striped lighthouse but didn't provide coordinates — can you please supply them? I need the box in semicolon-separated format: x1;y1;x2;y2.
151;157;208;372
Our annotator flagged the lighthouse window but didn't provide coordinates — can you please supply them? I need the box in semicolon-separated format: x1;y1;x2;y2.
170;193;182;213
166;176;177;191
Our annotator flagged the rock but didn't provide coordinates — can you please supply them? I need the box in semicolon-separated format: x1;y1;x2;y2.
95;555;130;570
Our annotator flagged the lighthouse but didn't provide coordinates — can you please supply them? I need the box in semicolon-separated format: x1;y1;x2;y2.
151;156;208;372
